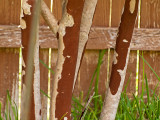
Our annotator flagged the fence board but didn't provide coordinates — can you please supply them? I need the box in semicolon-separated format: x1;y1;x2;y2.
53;0;62;21
139;0;160;95
73;50;108;97
139;51;160;95
40;49;49;120
1;25;160;50
50;49;58;98
0;0;20;25
50;49;108;98
92;0;110;26
111;0;125;27
0;48;19;118
141;0;160;28
123;51;137;97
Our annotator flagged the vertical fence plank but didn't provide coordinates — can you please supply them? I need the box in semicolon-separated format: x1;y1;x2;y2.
111;0;137;96
73;50;108;97
73;0;110;98
0;0;20;25
0;48;19;118
39;0;55;118
111;0;125;27
139;51;160;94
53;0;62;21
39;49;49;120
140;0;160;28
92;0;110;26
0;0;20;118
139;0;160;95
50;49;58;97
123;52;137;97
51;50;109;98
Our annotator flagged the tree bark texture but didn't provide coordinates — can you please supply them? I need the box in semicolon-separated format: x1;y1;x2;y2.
50;0;84;119
21;0;41;120
100;0;139;120
73;0;98;91
41;0;58;35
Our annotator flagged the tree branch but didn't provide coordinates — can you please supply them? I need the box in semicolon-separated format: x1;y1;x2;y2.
41;0;58;35
73;0;98;90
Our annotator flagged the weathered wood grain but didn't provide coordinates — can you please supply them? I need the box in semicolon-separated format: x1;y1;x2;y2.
1;25;160;50
139;51;160;95
92;0;110;26
39;49;49;120
122;51;137;97
73;50;108;97
50;49;57;101
0;0;20;25
138;0;160;95
111;0;125;27
52;0;62;21
0;48;19;118
141;0;160;28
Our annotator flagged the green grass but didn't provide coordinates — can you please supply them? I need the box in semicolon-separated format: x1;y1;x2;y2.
0;90;18;120
1;50;160;120
72;50;160;120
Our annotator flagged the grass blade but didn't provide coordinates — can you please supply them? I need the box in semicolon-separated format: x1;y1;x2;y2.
157;100;160;119
40;89;51;99
0;102;2;120
145;74;150;106
94;50;106;112
39;59;54;74
139;54;160;81
133;94;141;119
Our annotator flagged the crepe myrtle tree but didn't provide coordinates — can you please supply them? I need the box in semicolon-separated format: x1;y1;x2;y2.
100;0;139;120
41;0;98;120
20;0;139;119
20;0;98;119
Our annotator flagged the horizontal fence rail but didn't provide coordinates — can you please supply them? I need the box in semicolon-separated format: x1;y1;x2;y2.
1;25;160;50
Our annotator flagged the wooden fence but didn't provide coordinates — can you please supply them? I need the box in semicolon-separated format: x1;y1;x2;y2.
0;0;160;119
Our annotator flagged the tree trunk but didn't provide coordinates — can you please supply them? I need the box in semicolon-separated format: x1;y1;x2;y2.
73;0;98;91
100;0;139;120
21;0;41;120
49;0;84;119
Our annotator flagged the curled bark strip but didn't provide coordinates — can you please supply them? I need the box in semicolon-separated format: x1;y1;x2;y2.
20;0;32;29
100;0;139;120
41;0;58;35
50;0;84;119
73;0;98;91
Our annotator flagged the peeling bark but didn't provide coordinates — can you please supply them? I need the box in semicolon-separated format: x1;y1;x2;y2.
20;0;32;29
100;0;139;120
50;0;84;119
73;0;98;91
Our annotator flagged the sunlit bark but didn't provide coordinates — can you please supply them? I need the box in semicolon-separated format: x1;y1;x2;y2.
100;0;139;120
